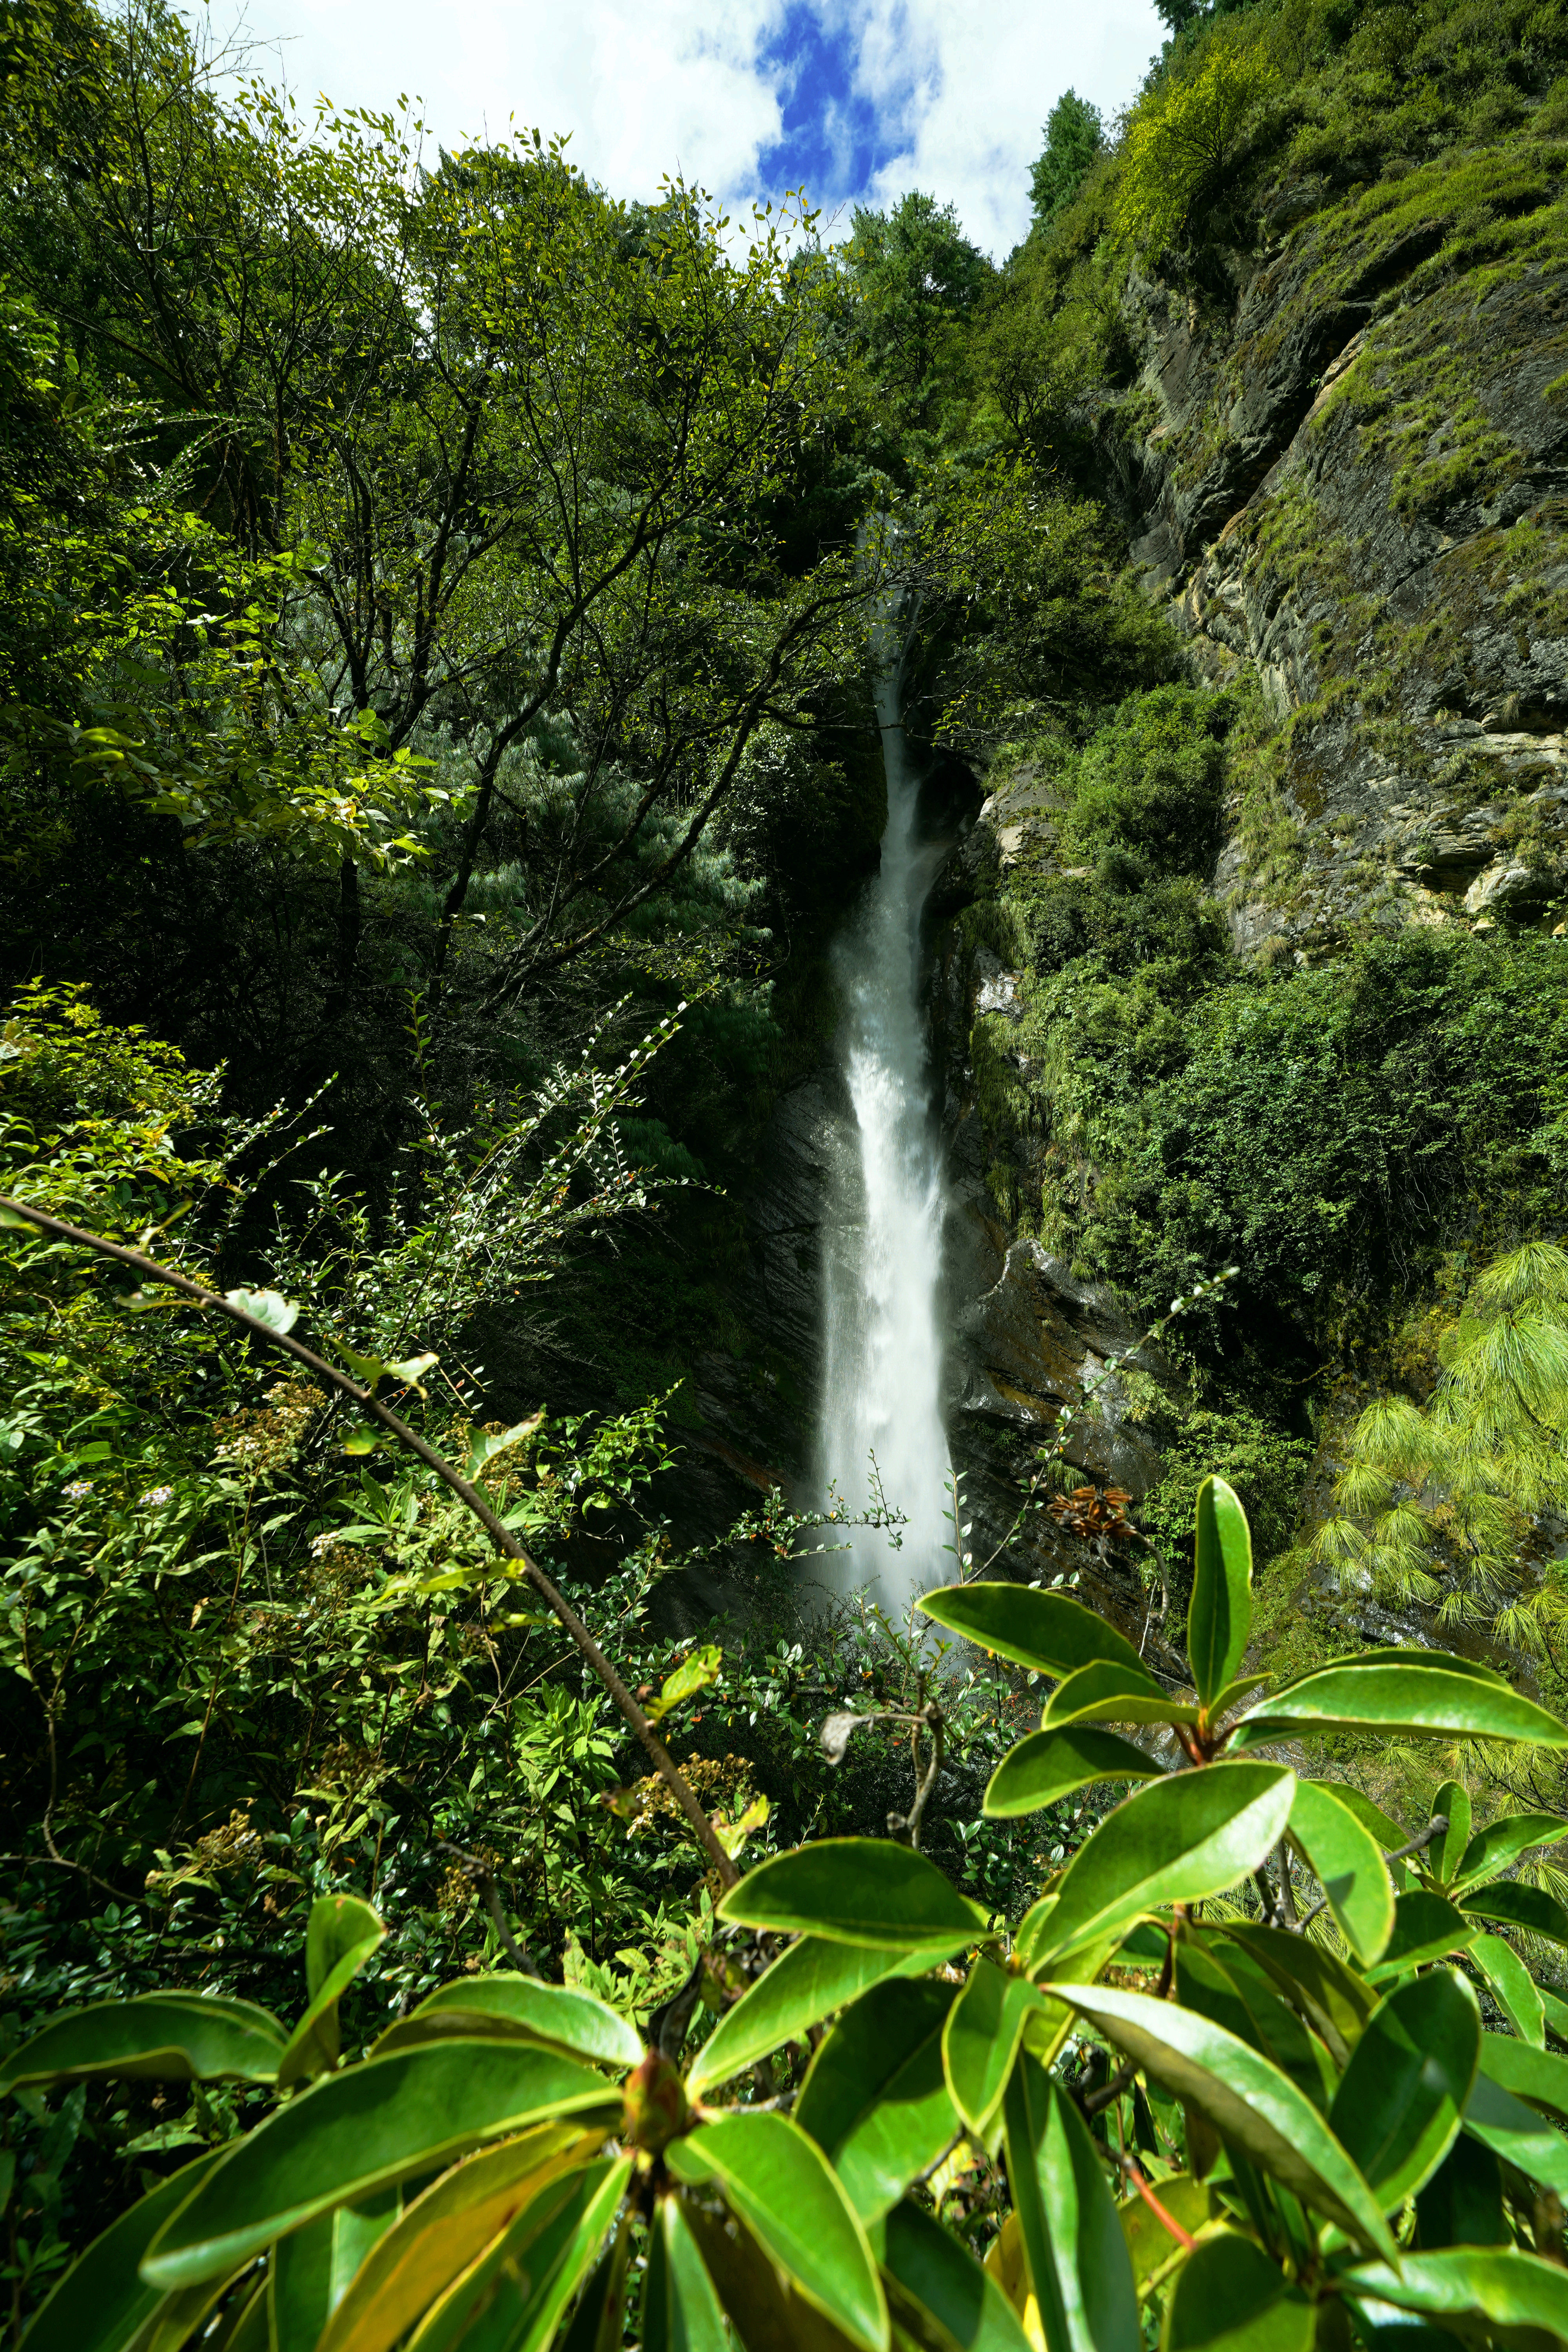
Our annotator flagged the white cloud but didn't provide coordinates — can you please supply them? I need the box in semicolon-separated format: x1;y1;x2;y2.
225;0;1163;253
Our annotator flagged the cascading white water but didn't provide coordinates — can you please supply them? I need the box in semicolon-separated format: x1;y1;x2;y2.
815;649;953;1610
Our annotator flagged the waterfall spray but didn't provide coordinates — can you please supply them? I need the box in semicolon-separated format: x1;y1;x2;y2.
815;636;953;1608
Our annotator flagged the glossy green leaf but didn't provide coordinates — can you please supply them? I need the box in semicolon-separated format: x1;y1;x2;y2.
1163;2230;1312;2352
795;1978;958;2222
1040;1661;1196;1730
1343;2248;1568;2338
1415;2131;1508;2250
1230;1662;1568;1748
19;2151;225;2352
0;1994;285;2096
559;2224;632;2352
1460;1877;1568;1949
1174;1942;1333;2112
1428;1782;1472;1890
1038;1980;1398;2259
1546;1983;1568;2046
1216;1922;1375;2071
1002;2054;1139;2352
305;1895;383;2001
1454;1811;1568;1892
643;2196;728;2352
688;1940;944;2097
1468;1932;1544;2046
916;1583;1146;1679
1287;1778;1395;1965
1027;1764;1296;1971
1463;2068;1568;2197
678;2191;868;2352
871;2197;1032;2352
942;1958;1048;2136
1478;2028;1568;2119
143;2040;620;2288
270;2191;400;2347
666;2111;887;2352
1187;1476;1252;1710
1365;1892;1478;1985
370;1976;643;2071
317;2126;595;2352
715;1838;989;1950
463;1414;543;1481
1327;1969;1479;2209
1303;1781;1410;1855
406;2156;629;2352
983;1725;1164;1820
646;1644;723;1724
276;1897;387;2091
1316;1648;1509;1687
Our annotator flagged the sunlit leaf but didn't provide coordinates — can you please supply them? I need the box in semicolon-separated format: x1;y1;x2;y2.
143;2040;621;2288
645;1644;723;1724
1460;1878;1568;1949
318;2127;599;2352
1187;1476;1252;1711
1287;1778;1394;1965
795;1978;958;2221
983;1726;1164;1820
1027;1765;1295;1971
404;2156;629;2352
688;1940;942;2098
1477;2029;1568;2121
871;2197;1032;2352
942;1958;1051;2136
643;2195;728;2352
1343;2248;1568;2338
1453;1811;1568;1892
1230;1662;1568;1748
1463;2069;1568;2197
276;1895;387;2090
1038;1982;1398;2258
1002;2054;1139;2352
1468;1933;1544;2046
0;1994;285;2096
716;1838;990;1950
1040;1661;1195;1730
370;1976;642;2072
1327;1969;1479;2209
666;2112;887;2352
916;1583;1146;1679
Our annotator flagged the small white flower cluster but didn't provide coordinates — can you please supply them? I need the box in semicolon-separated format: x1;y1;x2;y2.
140;1485;175;1507
61;1479;94;1500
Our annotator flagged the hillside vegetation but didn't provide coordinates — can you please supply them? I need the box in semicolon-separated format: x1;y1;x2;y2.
4;0;1568;2339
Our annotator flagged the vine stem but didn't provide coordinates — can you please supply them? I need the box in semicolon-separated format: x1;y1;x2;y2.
0;1195;740;1890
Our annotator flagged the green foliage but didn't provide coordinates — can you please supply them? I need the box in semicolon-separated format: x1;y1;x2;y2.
1312;1241;1568;1654
844;192;994;434
1118;20;1282;250
15;1484;1568;2351
1027;92;1105;231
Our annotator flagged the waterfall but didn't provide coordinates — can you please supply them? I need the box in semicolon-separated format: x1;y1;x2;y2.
815;644;954;1612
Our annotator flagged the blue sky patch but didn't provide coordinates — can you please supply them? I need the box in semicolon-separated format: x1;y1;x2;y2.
756;2;913;202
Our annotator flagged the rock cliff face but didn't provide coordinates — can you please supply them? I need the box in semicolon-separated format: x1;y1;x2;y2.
1122;147;1568;960
914;129;1568;1649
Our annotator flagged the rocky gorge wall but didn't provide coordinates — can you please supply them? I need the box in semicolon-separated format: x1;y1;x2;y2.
906;118;1568;1662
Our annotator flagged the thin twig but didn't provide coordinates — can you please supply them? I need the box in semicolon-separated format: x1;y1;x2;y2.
1119;2153;1197;2252
435;1838;542;1977
1083;2056;1140;2117
0;1195;740;1889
